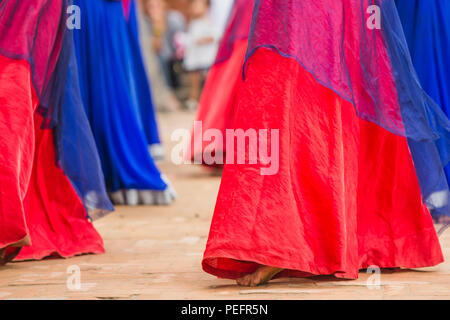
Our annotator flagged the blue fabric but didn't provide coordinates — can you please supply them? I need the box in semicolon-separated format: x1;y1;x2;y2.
380;0;450;217
396;0;450;216
56;31;114;217
73;0;167;193
244;0;450;217
0;0;114;218
124;0;161;146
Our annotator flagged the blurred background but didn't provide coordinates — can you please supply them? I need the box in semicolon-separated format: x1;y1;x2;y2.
138;0;234;112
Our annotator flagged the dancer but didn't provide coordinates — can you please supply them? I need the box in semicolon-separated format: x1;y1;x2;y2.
158;0;188;91
138;0;182;112
186;0;254;164
396;0;450;225
202;0;449;286
0;0;113;264
74;0;176;206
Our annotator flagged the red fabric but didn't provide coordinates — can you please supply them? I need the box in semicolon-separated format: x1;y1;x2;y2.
186;40;248;161
202;49;444;280
0;55;104;261
0;0;67;128
215;0;254;64
0;56;35;252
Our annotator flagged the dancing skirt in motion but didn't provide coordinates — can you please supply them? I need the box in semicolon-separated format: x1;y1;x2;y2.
0;0;111;264
187;0;254;164
396;0;450;210
74;0;176;205
202;0;449;280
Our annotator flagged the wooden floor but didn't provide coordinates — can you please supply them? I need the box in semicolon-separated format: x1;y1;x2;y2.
0;110;449;300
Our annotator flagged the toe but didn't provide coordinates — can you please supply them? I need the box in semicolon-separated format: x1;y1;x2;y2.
236;274;252;287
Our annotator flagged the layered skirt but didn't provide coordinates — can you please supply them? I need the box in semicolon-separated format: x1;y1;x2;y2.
202;49;444;280
0;54;104;263
187;40;248;162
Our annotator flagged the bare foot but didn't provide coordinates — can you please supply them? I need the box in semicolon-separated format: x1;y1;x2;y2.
0;236;30;266
236;266;284;287
12;235;31;248
0;247;20;266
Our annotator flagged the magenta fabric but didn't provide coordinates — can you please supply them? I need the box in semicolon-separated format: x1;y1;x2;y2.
0;0;66;127
245;0;450;140
215;0;254;64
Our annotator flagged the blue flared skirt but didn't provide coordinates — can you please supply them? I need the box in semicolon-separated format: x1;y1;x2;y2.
123;0;161;146
73;0;166;193
396;0;450;187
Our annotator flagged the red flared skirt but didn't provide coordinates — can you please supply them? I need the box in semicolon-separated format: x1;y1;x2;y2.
186;40;248;162
202;49;444;280
0;55;104;262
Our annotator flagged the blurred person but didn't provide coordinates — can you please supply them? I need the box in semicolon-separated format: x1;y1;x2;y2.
138;0;182;112
186;0;254;163
74;0;176;206
159;0;188;90
210;0;234;38
396;0;450;228
183;0;220;110
202;0;448;286
145;0;168;54
167;0;189;14
0;0;113;265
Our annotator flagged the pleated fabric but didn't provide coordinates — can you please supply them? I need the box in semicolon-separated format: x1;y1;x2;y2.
73;0;175;204
0;54;104;263
244;0;450;218
203;49;443;280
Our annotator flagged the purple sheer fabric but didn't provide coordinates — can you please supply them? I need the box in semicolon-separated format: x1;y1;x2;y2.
245;0;450;141
215;0;254;65
0;0;114;217
0;0;66;128
244;0;450;217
